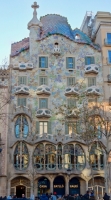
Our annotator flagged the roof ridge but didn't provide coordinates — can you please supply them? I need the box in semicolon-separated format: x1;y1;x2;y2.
12;37;29;45
40;14;67;20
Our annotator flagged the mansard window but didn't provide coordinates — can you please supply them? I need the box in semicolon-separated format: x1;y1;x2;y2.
88;77;96;87
39;98;48;109
90;142;104;170
39;57;48;68
63;144;85;171
18;97;26;106
45;144;56;170
67;77;75;86
66;57;75;69
14;142;29;170
36;121;51;135
85;57;95;65
33;143;44;170
18;76;27;85
15;115;29;138
39;76;48;85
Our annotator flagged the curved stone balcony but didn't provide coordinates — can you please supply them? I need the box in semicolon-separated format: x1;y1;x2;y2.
13;63;33;70
66;109;79;118
86;86;100;96
37;85;51;95
85;64;99;74
53;46;61;56
65;87;79;96
15;85;29;95
36;109;51;118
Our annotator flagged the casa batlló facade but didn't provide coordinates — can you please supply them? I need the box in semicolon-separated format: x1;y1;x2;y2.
5;2;106;198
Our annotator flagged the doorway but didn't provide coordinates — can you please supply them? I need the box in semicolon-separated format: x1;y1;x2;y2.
69;178;80;195
16;185;26;198
38;177;50;196
53;176;65;196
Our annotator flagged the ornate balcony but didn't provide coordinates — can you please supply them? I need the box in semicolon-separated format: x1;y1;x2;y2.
66;109;79;118
36;109;51;118
53;43;61;56
13;63;33;70
85;64;99;74
37;85;51;95
107;74;111;82
65;87;79;96
86;86;100;96
15;85;29;95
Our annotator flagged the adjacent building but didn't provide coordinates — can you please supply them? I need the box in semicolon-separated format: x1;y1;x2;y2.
6;2;107;198
0;68;9;197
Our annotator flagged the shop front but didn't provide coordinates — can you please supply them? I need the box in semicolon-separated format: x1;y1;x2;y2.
69;178;80;195
53;176;65;196
38;177;50;195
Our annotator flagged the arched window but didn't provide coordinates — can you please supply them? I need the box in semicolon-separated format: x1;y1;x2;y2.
14;142;29;170
45;144;56;170
57;144;62;169
63;144;85;171
33;143;44;170
15;115;29;138
90;142;104;170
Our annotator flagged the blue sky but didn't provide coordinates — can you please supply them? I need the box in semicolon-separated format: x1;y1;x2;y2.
0;0;110;64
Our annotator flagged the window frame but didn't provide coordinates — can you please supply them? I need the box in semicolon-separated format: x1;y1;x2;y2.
18;76;27;85
66;57;75;69
39;76;48;85
85;56;95;65
39;56;48;69
108;50;111;64
18;97;27;107
67;77;75;86
39;98;48;109
107;33;111;44
88;77;96;87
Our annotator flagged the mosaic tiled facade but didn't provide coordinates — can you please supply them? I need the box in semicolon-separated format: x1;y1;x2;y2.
5;2;107;198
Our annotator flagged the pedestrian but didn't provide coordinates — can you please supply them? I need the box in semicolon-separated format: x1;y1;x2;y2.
103;193;110;200
83;191;89;200
40;194;48;200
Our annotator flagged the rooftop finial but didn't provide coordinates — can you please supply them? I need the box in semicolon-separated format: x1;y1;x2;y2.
31;2;39;18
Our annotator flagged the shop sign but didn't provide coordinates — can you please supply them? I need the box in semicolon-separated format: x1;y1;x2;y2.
70;185;78;188
54;184;64;188
39;185;47;188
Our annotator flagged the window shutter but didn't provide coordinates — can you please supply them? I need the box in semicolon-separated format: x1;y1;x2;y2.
36;121;39;134
65;123;69;135
91;57;95;64
45;57;48;68
66;57;68;68
48;121;51;134
85;57;87;65
73;57;75;69
39;57;41;68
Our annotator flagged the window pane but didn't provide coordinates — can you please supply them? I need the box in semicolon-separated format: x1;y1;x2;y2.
108;51;111;63
44;122;48;133
85;57;95;65
18;76;27;85
67;77;75;86
18;98;26;106
39;99;48;108
40;77;47;85
107;33;111;44
67;57;74;69
39;57;48;68
88;77;96;87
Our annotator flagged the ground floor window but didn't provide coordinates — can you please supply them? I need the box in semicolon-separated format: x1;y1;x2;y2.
88;177;105;198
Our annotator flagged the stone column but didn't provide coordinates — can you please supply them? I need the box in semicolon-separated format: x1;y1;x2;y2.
7;180;11;196
65;175;69;195
50;176;54;193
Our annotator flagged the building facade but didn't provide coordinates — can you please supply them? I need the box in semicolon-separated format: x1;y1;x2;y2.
7;2;106;198
0;68;9;197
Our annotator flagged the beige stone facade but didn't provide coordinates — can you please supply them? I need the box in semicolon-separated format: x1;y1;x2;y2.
0;68;9;197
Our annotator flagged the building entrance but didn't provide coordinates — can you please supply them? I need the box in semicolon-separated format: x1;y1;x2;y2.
16;185;26;198
53;176;65;196
69;178;80;195
38;177;50;195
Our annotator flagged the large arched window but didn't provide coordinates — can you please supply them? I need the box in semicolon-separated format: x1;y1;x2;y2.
33;143;44;170
45;144;56;170
14;142;29;170
15;115;29;138
90;142;104;170
63;144;85;171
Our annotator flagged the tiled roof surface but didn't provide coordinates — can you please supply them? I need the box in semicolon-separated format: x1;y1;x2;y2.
11;14;101;57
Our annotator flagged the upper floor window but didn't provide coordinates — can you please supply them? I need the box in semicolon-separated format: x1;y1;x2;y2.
18;76;27;85
39;98;48;109
66;57;75;69
107;33;111;44
39;76;48;85
65;122;77;135
108;50;111;64
67;77;75;86
88;77;96;87
75;34;80;40
15;115;29;138
36;121;51;135
85;57;95;65
18;97;26;106
14;142;29;170
39;57;48;68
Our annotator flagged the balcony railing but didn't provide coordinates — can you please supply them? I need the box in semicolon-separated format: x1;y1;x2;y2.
65;87;79;96
85;64;99;74
86;86;100;96
37;85;51;95
13;63;33;70
36;109;51;118
104;38;111;46
15;85;29;95
107;74;111;82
